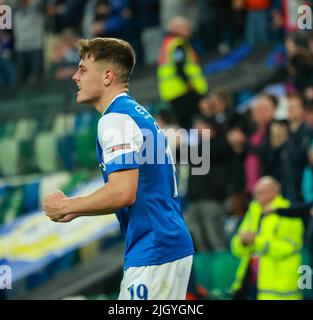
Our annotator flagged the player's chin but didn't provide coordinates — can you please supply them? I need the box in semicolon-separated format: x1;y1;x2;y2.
76;96;83;104
76;92;88;104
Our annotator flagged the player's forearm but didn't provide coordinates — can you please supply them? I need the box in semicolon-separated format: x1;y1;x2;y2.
65;183;135;216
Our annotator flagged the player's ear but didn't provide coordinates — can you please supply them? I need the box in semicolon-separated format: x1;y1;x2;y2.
103;69;113;86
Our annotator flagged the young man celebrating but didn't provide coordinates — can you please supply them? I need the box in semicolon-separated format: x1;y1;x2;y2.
43;37;194;300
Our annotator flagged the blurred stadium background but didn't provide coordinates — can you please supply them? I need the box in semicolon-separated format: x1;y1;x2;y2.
1;0;313;300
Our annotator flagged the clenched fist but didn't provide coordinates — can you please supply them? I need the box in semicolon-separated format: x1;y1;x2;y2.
43;190;76;222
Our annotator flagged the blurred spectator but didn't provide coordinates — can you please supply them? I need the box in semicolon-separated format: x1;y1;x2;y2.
272;0;313;35
271;0;285;42
45;0;84;73
82;0;99;39
231;176;304;300
46;0;67;33
231;0;246;47
0;30;16;87
184;116;231;252
259;93;312;203
308;31;313;54
289;51;313;92
13;0;46;84
155;108;179;130
236;0;272;46
270;1;313;42
49;30;80;80
46;0;86;34
286;93;312;202
201;89;252;215
284;33;313;93
133;0;161;66
284;32;304;59
302;140;313;203
87;0;143;62
160;0;198;33
196;0;218;53
262;120;291;196
203;90;250;132
155;108;181;155
215;0;239;53
90;0;132;39
284;33;305;92
195;0;243;54
244;94;277;195
305;86;313;103
157;16;208;129
305;101;313;128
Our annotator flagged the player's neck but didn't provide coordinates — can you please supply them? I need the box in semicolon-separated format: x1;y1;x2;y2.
94;87;128;114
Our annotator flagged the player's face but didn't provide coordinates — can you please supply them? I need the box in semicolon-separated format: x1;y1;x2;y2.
72;57;104;105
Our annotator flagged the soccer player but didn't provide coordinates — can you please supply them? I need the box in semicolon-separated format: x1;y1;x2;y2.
43;37;194;300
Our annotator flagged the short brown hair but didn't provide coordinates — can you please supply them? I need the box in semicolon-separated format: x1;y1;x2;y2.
287;92;305;108
212;89;233;109
79;37;136;85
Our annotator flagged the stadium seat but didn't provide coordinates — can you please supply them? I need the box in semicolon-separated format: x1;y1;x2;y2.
39;172;71;203
52;113;75;137
15;118;38;141
74;130;97;169
19;140;37;174
3;121;16;137
34;132;58;173
37;116;54;133
0;185;8;224
0;137;20;176
0;123;7;139
1;188;24;225
23;180;40;213
57;134;75;171
74;112;94;132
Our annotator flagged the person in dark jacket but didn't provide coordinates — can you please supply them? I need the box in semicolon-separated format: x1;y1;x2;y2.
200;89;252;216
285;93;313;203
227;93;276;210
184;116;232;252
261;120;291;197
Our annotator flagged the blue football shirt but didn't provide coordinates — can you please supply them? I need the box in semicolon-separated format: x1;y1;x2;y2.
96;93;194;270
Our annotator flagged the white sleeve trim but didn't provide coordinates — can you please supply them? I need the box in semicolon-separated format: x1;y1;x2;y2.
98;113;143;164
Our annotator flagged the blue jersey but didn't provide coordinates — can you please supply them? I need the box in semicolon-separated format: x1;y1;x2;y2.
96;93;194;270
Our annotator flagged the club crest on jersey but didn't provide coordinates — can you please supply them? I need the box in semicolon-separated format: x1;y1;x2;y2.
99;161;106;171
105;143;131;154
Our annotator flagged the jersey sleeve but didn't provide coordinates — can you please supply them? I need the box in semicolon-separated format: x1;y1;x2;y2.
98;112;143;175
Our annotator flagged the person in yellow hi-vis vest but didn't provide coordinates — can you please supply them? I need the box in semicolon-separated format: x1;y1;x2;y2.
157;16;208;129
231;176;304;300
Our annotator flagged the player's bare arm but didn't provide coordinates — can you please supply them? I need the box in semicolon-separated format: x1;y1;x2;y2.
43;169;138;222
